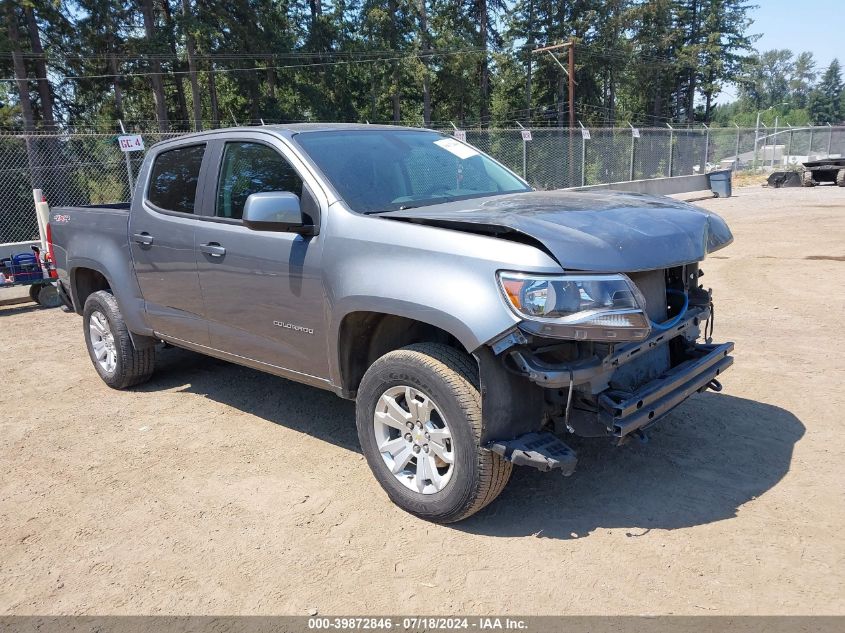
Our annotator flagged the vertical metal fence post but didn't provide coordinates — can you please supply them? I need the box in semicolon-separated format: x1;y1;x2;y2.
827;123;833;158
515;122;527;181
118;120;135;195
770;117;778;168
702;123;710;173
628;123;636;181
522;139;528;182
578;121;587;186
733;123;740;170
787;125;794;164
667;123;674;177
808;126;814;157
753;117;760;171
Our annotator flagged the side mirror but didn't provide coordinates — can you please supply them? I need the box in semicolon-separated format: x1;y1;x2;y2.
243;191;316;235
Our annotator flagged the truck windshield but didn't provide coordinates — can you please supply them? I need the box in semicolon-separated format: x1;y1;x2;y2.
294;129;531;214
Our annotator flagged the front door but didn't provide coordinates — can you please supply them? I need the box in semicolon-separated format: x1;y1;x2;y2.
129;142;210;345
194;137;329;380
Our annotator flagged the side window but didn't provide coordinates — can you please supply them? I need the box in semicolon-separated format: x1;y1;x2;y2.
147;144;205;214
216;142;304;220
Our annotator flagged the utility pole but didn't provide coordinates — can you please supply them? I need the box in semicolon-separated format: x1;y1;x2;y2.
532;40;576;127
532;40;576;185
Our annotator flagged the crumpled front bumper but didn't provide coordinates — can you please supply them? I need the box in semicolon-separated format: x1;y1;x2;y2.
486;340;733;474
504;307;735;439
598;341;733;437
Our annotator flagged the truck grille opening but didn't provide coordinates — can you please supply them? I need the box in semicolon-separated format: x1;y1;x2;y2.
610;269;671;391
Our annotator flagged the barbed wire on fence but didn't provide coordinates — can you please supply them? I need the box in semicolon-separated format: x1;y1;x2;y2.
1;125;844;245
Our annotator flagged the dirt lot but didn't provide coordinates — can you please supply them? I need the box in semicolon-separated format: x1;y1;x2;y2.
1;185;844;615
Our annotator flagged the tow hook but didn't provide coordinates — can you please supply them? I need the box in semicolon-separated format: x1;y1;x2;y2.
707;378;723;392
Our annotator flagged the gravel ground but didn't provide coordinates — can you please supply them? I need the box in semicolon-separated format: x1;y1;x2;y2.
1;185;843;615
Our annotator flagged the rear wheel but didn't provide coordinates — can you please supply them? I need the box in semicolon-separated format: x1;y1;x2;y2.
356;343;511;523
83;290;154;389
802;170;816;187
836;169;845;187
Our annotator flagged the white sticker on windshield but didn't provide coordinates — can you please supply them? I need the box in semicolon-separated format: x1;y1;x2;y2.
434;138;479;160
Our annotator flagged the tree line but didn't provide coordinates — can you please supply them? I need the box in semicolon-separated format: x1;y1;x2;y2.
713;49;843;127
0;0;841;133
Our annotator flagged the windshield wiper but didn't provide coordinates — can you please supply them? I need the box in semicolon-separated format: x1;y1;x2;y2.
363;194;467;214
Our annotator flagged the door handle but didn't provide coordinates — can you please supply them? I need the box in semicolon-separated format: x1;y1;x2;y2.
200;242;226;257
132;232;154;246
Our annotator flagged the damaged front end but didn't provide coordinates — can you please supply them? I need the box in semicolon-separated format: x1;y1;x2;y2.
477;263;734;475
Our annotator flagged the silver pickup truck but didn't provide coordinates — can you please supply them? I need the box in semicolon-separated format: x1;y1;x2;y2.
50;124;734;523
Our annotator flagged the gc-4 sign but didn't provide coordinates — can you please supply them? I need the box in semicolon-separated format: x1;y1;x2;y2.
118;135;145;152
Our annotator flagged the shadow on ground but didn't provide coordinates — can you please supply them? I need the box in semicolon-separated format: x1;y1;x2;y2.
140;345;805;540
138;345;359;451
0;302;54;317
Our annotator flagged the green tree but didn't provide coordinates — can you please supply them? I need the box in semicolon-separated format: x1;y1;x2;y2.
790;51;817;109
808;59;842;124
737;49;794;110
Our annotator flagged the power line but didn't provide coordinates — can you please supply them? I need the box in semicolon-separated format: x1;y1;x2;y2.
0;47;490;63
0;41;693;67
0;48;486;83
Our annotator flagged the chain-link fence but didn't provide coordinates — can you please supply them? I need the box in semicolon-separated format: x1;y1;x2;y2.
2;125;845;245
0;130;181;244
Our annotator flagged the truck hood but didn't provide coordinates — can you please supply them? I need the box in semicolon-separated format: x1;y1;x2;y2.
378;190;733;272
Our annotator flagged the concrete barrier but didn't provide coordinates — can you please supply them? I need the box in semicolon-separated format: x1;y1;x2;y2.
569;169;732;198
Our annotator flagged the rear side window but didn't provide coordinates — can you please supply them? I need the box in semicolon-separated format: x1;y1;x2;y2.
147;144;205;214
216;142;304;220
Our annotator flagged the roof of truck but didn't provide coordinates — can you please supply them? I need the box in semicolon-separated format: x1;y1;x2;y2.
151;123;438;149
266;123;428;134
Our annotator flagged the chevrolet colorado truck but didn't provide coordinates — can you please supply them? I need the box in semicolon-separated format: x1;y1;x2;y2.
50;124;734;523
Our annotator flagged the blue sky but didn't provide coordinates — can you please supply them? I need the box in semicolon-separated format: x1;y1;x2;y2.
718;0;841;102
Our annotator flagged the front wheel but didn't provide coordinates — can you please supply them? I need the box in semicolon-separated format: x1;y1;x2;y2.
356;343;512;523
83;290;155;389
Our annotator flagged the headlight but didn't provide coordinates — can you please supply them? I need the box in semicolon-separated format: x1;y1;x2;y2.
497;272;651;341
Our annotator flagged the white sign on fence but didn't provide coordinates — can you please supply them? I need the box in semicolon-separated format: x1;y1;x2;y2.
453;129;467;142
521;130;533;141
631;127;640;139
118;135;145;152
581;128;591;140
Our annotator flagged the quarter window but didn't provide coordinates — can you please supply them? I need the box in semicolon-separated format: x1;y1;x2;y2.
147;144;205;214
216;142;304;220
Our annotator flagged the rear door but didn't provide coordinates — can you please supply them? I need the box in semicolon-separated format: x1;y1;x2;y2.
193;134;330;380
129;142;211;345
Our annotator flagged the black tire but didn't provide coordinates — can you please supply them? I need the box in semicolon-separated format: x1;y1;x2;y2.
837;169;845;187
356;342;512;523
802;170;816;187
83;290;154;389
28;283;40;303
36;284;61;308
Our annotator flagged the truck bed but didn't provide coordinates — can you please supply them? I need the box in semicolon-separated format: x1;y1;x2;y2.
49;203;132;296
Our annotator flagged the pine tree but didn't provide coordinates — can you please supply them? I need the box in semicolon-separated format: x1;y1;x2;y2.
808;59;843;125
